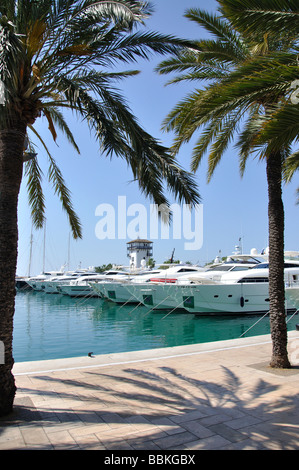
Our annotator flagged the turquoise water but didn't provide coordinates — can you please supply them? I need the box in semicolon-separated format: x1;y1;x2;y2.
13;290;299;363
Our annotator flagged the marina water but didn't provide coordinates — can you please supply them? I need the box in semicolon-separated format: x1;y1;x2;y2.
13;290;298;363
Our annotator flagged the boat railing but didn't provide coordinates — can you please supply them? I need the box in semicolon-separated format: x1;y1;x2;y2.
285;279;299;288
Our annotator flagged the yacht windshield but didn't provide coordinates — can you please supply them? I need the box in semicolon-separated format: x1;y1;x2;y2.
251;262;299;269
207;265;233;271
251;263;269;269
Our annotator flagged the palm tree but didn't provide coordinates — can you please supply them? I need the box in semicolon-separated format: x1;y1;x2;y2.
156;4;299;369
218;0;299;37
0;0;200;416
218;0;299;196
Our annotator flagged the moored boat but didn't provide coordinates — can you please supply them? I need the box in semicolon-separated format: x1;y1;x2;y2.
59;269;131;297
26;269;66;291
125;258;299;314
285;283;299;310
91;264;205;304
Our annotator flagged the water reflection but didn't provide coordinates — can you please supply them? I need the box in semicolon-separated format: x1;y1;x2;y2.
13;291;298;362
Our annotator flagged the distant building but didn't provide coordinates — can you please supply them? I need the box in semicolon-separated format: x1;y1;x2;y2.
127;239;153;269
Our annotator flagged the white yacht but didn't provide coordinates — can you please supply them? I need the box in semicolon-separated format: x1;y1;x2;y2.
26;269;65;291
59;270;130;297
181;260;299;314
42;271;87;293
285;283;299;310
122;253;263;310
194;253;265;281
16;276;32;290
90;269;162;303
91;265;205;304
125;258;299;315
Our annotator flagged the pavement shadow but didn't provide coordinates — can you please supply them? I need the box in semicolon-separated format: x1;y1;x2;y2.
1;363;298;449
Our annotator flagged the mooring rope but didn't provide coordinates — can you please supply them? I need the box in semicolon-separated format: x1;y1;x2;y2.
239;310;270;338
161;296;191;320
286;309;299;323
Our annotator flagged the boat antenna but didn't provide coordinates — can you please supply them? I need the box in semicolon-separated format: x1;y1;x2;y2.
28;225;33;277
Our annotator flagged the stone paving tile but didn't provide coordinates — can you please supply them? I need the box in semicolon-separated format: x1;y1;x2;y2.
20;426;52;448
46;429;78;449
225;414;262;430
168;409;211;424
75;433;106;450
131;439;161;450
208;423;247;443
153;430;199;450
0;424;23;443
179;419;215;439
68;422;112;439
219;438;265;450
1;332;298;450
146;416;184;435
198;412;234;427
175;434;232;450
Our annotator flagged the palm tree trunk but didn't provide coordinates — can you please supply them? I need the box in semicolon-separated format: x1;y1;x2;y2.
266;150;291;369
0;120;26;416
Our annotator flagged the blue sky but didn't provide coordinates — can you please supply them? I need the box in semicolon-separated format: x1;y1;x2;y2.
16;0;299;275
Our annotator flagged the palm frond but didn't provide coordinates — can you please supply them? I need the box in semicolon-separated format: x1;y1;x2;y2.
218;0;299;37
41;106;80;153
0;0;16;21
185;8;236;42
158;2;299;189
74;0;153;30
283;151;299;183
157;53;231;85
24;150;46;229
2;0;201;240
207;109;244;181
251;103;299;154
47;154;82;239
190;120;223;172
28;123;54;158
0;16;24;125
25;125;82;238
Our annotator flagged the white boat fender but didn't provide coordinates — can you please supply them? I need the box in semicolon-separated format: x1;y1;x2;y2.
240;296;245;308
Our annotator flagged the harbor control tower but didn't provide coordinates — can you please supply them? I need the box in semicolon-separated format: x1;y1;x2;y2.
127;239;153;269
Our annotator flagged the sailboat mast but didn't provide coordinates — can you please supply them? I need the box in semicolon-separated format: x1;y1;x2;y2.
67;232;70;272
42;220;46;274
28;226;33;277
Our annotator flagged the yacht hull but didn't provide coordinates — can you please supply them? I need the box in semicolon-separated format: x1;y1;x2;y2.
126;282;297;314
285;286;299;309
92;281;139;304
43;282;61;293
59;285;99;297
125;283;185;311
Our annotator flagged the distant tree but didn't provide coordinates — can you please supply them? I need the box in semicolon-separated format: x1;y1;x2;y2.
146;257;155;268
160;259;180;269
95;263;113;273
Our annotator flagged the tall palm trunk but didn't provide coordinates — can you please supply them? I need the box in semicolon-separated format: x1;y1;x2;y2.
266;150;291;369
0;119;26;416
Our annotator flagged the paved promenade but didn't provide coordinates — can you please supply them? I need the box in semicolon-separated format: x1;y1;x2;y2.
0;331;299;450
